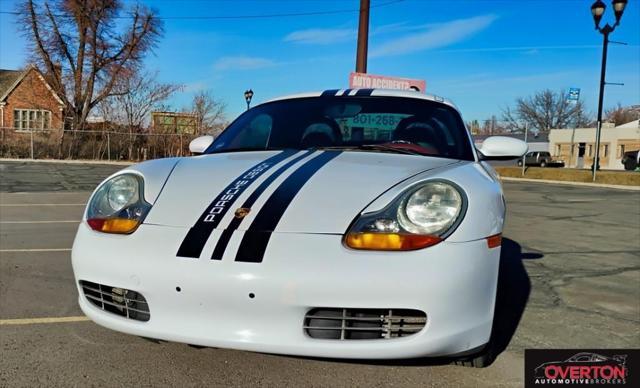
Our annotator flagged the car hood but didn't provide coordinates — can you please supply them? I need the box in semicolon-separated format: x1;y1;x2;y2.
144;150;459;233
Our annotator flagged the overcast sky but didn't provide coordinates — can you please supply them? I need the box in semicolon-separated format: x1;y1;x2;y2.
1;0;638;122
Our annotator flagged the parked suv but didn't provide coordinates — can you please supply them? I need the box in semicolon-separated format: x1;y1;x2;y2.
517;151;563;167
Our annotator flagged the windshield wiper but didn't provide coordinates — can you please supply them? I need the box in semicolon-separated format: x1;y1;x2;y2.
315;144;424;156
209;147;297;154
359;144;426;156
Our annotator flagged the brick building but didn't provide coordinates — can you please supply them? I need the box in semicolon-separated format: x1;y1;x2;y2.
0;65;65;131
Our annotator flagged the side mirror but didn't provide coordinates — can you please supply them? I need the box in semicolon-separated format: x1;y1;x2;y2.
478;136;528;160
189;135;214;154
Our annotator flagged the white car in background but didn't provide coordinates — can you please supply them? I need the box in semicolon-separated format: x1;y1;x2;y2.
72;89;527;367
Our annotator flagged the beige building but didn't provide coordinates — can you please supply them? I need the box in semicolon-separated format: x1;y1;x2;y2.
549;120;640;170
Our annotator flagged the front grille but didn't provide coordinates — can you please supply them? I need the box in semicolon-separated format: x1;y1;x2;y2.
304;308;426;340
79;280;150;322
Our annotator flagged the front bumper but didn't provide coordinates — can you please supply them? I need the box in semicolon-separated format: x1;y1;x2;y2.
72;223;500;359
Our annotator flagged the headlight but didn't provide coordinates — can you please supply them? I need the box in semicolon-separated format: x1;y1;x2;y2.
107;175;138;211
86;173;151;234
344;181;465;251
397;182;463;234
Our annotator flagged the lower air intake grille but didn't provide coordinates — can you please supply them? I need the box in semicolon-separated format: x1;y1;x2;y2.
304;308;426;340
80;280;150;322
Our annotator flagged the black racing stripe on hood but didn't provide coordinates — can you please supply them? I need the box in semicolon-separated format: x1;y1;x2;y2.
210;150;315;260
235;151;342;263
176;149;297;259
321;89;340;97
355;88;374;96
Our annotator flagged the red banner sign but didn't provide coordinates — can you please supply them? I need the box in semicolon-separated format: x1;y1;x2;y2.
349;72;426;93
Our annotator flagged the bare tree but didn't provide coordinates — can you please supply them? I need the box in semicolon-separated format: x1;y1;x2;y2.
96;94;118;124
114;71;182;129
605;103;640;126
17;0;162;135
109;71;182;159
480;115;508;135
502;89;591;132
190;91;227;136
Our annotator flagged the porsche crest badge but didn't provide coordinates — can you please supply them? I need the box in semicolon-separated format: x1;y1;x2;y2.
234;207;251;219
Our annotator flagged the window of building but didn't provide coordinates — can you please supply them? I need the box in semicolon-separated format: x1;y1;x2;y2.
618;144;625;158
13;109;52;130
603;144;608;157
555;144;561;156
588;144;593;157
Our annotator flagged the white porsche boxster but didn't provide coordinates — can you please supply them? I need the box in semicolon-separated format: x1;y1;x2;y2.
72;89;527;367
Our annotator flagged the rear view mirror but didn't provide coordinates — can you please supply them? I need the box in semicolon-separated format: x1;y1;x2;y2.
189;135;214;154
478;136;528;160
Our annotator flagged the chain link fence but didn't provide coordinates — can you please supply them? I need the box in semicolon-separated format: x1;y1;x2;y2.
0;128;199;161
1;120;537;163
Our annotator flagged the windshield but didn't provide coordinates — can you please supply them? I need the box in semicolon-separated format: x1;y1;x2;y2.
207;96;474;161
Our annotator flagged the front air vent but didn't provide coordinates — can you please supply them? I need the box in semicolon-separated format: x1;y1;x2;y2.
304;308;426;340
80;280;150;322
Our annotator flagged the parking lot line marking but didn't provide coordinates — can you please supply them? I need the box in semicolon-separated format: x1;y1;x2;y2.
0;204;86;207
0;221;80;224
0;316;90;325
0;248;71;252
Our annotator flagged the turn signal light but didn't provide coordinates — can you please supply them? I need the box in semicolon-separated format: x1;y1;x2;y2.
486;233;502;249
345;232;442;251
87;218;141;234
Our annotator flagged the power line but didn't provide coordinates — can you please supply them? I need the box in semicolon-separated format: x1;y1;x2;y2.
0;0;404;20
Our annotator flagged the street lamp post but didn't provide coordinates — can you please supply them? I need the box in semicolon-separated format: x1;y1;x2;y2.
244;89;254;111
590;0;627;181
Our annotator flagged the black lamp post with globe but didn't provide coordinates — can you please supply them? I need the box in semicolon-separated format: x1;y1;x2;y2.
244;89;254;111
589;0;627;181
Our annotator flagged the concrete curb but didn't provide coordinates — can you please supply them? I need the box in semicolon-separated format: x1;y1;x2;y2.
0;158;132;166
500;176;640;191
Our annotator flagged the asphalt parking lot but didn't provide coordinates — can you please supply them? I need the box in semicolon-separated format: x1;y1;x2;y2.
1;161;639;387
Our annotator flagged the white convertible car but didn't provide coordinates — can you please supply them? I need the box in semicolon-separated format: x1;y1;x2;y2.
72;89;527;367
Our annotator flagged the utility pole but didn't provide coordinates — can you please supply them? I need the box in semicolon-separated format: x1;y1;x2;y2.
355;0;370;73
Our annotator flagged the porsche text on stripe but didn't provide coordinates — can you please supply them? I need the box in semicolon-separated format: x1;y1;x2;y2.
176;150;296;258
235;151;342;263
211;150;315;260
